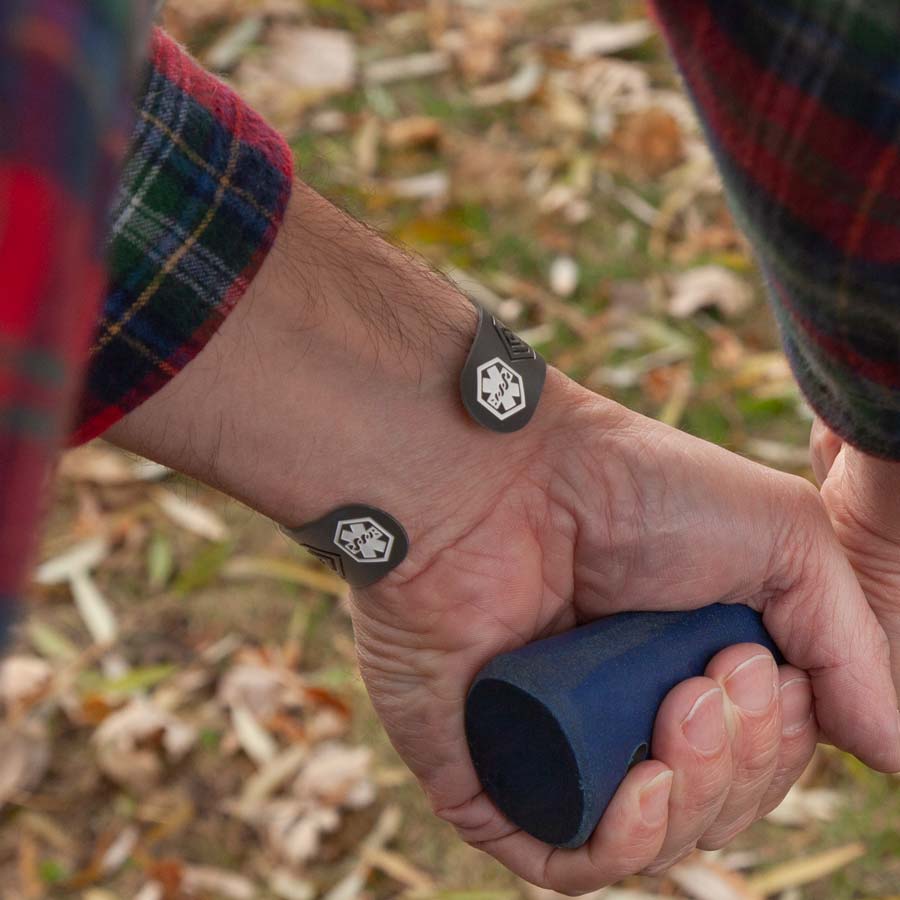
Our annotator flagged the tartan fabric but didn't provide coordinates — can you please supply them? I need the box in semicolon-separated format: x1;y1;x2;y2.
72;28;294;442
651;0;900;459
0;0;151;636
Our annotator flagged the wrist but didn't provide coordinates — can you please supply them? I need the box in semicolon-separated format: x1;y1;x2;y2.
105;181;615;562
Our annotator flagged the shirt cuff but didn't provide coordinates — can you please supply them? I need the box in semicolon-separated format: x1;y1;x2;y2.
71;27;294;444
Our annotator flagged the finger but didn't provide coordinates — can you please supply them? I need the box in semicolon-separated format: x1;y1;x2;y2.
642;677;732;873
810;418;843;486
696;645;781;849
473;761;673;894
765;481;900;773
757;668;818;818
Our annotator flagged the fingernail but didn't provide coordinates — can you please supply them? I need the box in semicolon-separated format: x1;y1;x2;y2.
681;687;726;754
639;770;673;826
781;676;813;735
724;654;777;712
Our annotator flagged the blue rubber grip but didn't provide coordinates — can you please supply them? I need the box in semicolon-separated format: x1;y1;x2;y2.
464;604;780;849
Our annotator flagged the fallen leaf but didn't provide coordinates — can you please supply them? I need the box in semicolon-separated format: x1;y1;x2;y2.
266;26;357;92
204;15;264;71
746;843;866;896
34;537;109;585
294;742;375;809
231;704;279;765
668;266;753;319
385;116;443;149
612;107;684;178
183;865;257;900
549;256;579;297
670;855;763;900
566;20;655;59
766;784;845;828
387;171;449;201
0;656;53;712
0;720;50;808
153;489;229;541
219;662;290;720
93;699;196;792
365;51;450;85
269;869;316;900
70;571;118;646
59;445;169;484
472;60;543;106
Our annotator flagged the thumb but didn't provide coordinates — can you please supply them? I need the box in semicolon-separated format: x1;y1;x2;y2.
763;489;900;773
809;417;843;486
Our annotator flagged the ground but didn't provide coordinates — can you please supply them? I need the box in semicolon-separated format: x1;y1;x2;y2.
1;1;899;898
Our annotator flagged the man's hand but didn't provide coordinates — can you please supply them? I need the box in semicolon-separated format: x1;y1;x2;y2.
107;181;900;892
812;419;900;693
350;375;897;891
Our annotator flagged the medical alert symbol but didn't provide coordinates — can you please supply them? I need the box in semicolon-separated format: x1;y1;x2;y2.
476;357;526;421
334;517;395;564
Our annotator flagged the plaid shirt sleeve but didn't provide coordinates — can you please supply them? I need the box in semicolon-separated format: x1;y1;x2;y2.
0;1;152;637
71;28;294;442
651;0;900;459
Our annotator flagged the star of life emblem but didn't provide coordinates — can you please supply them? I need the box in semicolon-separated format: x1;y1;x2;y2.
476;357;527;421
334;517;396;563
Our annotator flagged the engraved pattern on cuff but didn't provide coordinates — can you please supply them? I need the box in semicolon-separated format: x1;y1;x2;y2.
460;305;547;432
280;505;409;589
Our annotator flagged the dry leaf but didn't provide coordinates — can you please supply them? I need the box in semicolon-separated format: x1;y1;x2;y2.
387;171;449;202
0;656;53;712
34;536;109;584
99;825;139;875
668;266;753;319
231;705;279;765
183;865;257;900
612;107;684;178
365;51;449;85
224;556;346;595
294;742;375;809
240;744;310;808
472;60;543;106
0;720;50;807
93;699;196;792
764;784;843;827
669;855;763;900
71;571;118;646
59;445;169;484
746;843;866;896
385;116;443;149
269;869;315;900
266;800;341;866
567;20;655;59
153;489;229;541
219;662;289;720
549;256;579;298
266;26;357;92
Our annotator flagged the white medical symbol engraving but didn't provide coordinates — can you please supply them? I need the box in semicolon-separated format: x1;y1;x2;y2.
476;357;526;421
334;517;395;563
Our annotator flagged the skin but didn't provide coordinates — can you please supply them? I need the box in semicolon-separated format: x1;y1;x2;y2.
107;181;899;892
811;419;900;695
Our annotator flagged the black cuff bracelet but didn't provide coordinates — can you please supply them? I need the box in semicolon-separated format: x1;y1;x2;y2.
280;505;409;589
460;304;547;433
281;305;545;587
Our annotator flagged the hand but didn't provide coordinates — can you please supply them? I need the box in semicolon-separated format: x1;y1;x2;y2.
812;418;900;692
350;375;898;891
106;181;900;892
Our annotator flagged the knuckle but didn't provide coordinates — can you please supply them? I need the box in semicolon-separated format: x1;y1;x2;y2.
698;808;760;850
643;843;697;876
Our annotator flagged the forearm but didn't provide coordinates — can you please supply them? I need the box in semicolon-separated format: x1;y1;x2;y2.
104;180;588;550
